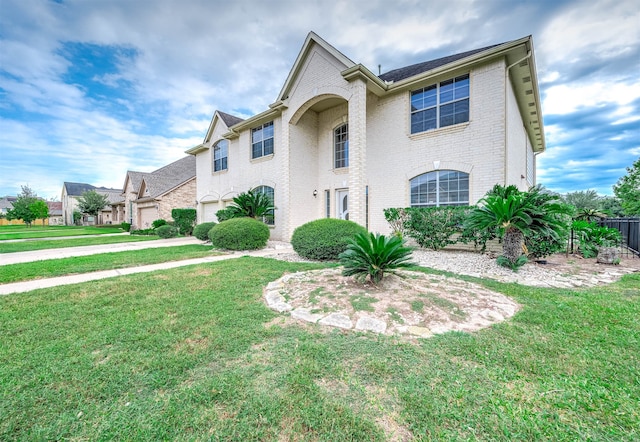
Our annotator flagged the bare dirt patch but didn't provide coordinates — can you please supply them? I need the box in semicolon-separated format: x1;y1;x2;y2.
272;268;519;338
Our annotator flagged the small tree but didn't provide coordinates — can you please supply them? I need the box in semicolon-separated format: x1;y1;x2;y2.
613;158;640;216
77;190;110;225
30;200;49;226
6;185;38;227
171;208;197;235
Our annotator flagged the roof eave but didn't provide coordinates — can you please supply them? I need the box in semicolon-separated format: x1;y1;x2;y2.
186;143;208;155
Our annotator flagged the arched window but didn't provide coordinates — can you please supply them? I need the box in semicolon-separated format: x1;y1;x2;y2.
252;185;275;225
410;170;469;207
213;139;228;172
334;124;348;168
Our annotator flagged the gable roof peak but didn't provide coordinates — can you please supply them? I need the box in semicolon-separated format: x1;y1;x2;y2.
276;31;356;103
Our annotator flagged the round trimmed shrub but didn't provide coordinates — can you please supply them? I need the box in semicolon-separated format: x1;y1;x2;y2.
151;219;167;229
155;224;178;238
291;219;367;260
193;222;217;241
208;217;269;251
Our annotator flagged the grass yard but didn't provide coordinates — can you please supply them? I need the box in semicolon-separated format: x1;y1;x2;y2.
0;234;160;254
0;225;124;240
1;257;638;441
0;245;220;283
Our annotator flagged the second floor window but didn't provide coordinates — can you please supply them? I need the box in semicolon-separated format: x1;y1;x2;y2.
334;124;349;168
252;121;274;159
213;139;228;172
411;74;469;134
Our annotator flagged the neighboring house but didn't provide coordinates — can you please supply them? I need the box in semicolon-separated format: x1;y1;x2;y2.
46;201;64;225
112;156;197;229
61;182;123;225
0;196;20;226
187;32;545;241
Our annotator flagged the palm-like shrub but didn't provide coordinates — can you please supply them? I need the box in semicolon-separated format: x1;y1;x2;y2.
227;190;274;221
339;232;414;284
465;185;571;270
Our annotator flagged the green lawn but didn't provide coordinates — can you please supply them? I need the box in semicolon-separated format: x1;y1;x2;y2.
1;257;638;441
0;234;160;253
0;225;125;240
0;245;221;283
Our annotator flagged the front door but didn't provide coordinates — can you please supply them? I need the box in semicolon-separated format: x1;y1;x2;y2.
336;190;349;220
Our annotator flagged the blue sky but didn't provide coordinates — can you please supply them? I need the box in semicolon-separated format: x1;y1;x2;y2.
1;0;638;200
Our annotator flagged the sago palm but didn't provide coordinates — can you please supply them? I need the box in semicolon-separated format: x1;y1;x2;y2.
339;232;414;284
227;190;274;220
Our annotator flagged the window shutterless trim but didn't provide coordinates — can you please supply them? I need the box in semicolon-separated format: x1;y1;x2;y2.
410;74;469;134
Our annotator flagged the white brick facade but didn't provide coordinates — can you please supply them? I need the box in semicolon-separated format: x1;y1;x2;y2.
189;33;545;240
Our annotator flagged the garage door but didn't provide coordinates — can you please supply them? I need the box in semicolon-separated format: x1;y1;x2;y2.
202;202;220;222
138;207;157;229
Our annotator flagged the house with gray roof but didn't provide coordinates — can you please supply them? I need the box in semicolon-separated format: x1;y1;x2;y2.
61;182;123;225
112;156;196;229
188;32;545;240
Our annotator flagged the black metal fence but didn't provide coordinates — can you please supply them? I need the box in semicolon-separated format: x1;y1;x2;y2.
599;217;640;257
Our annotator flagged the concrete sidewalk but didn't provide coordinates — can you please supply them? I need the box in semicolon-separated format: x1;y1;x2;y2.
1;236;202;265
0;242;295;295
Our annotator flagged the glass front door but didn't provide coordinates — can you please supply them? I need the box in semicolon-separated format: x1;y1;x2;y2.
336;190;349;220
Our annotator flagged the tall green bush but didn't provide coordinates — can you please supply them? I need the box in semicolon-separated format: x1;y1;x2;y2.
171;208;197;236
291;219;366;260
208;217;269;251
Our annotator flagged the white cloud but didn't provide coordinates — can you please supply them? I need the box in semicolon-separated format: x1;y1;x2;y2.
543;81;640;115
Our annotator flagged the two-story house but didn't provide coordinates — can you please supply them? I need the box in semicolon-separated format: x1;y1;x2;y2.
188;32;545;241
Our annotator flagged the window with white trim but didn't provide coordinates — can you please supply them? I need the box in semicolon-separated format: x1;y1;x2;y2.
213;139;228;172
334;124;348;168
411;74;469;134
251;121;274;159
410;170;469;207
253;185;275;225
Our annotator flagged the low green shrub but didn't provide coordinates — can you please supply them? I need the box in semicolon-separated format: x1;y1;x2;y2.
382;208;409;238
339;232;414;284
171;208;197;236
572;220;621;258
208;217;269;250
130;228;156;236
155;225;179;239
151;219;167;229
215;208;235;222
291;219;367;260
496;254;528;271
193;222;217;241
405;207;467;250
120;222;131;232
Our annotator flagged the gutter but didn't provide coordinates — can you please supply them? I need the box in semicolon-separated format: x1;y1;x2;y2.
504;49;532;186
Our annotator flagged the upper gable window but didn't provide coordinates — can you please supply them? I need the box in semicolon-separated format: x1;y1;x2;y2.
410;74;469;134
334;124;349;169
213;139;228;172
251;121;274;159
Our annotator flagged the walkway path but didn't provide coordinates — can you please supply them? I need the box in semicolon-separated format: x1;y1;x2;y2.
1;236;201;265
0;240;294;295
1;232;130;243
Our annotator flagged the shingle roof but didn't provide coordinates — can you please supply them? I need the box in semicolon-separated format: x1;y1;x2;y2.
218;111;244;128
378;42;504;83
47;201;63;216
126;171;146;192
139;156;196;199
63;182;96;196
